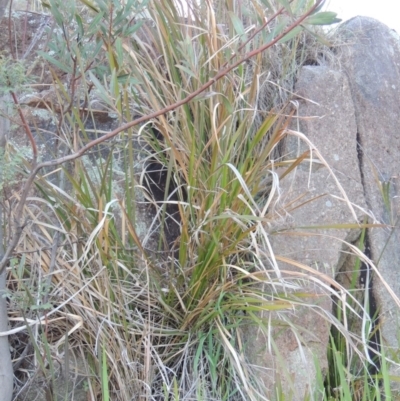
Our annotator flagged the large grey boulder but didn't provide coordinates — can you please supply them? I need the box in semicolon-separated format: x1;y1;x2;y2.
252;65;366;399
338;16;400;379
252;15;400;399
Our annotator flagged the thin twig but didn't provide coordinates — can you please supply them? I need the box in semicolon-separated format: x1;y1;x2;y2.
9;91;38;163
8;0;15;60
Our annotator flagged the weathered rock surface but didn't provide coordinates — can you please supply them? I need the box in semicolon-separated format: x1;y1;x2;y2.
249;64;367;399
338;16;400;381
253;15;400;399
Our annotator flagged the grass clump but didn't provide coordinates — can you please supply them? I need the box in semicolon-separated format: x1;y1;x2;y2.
3;0;397;400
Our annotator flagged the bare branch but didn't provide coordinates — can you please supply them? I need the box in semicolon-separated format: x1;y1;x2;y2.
10;90;38;164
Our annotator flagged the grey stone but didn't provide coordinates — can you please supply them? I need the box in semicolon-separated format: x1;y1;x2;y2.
338;16;400;382
248;64;366;399
253;16;400;398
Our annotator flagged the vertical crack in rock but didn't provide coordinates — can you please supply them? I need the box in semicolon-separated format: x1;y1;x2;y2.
326;130;382;397
356;132;370;210
356;131;381;376
359;230;381;375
